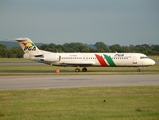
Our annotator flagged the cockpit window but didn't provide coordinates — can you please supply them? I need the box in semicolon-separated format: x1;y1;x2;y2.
140;56;148;59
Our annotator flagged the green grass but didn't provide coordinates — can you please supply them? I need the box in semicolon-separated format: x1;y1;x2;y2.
0;86;159;120
0;65;159;76
0;58;32;62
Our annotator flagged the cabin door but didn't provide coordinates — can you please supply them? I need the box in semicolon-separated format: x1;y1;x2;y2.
133;56;137;64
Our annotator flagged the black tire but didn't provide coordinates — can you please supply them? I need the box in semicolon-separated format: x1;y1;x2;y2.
75;68;80;72
82;67;87;72
137;69;140;72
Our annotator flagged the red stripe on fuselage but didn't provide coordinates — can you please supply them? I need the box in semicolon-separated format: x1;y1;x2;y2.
95;54;108;66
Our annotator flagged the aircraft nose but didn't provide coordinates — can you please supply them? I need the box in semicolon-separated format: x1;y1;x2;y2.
151;59;155;65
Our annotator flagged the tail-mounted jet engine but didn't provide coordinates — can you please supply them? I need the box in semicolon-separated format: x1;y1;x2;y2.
39;54;61;62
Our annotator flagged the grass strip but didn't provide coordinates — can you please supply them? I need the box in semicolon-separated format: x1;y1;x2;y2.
0;86;159;120
0;65;159;76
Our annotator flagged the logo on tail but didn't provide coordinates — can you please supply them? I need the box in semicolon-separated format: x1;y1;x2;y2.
22;42;36;51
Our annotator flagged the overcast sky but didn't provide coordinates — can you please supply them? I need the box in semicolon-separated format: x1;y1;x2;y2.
1;0;159;45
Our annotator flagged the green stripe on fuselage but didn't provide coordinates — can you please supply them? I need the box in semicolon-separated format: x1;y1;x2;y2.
103;54;116;67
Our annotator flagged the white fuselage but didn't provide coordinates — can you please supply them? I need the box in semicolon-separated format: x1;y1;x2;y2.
30;52;155;67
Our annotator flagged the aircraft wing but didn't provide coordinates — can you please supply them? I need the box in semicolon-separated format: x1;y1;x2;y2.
58;61;95;67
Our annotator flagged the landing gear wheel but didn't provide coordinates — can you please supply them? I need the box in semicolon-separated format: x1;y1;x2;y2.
75;68;80;72
82;67;87;72
137;69;140;72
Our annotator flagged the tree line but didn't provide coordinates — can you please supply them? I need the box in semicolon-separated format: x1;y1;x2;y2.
0;42;159;58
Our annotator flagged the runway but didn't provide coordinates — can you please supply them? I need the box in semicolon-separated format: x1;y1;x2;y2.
0;75;159;90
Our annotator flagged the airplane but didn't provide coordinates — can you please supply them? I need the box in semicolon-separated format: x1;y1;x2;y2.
16;37;155;72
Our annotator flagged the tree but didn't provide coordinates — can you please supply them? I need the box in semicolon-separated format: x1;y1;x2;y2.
121;46;131;52
1;41;159;58
63;43;75;52
55;45;63;52
38;44;48;50
0;44;8;57
0;47;8;57
94;42;110;52
0;44;6;48
110;44;122;52
8;47;23;58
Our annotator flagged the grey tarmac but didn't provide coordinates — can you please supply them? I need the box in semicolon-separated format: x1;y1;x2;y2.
0;75;159;90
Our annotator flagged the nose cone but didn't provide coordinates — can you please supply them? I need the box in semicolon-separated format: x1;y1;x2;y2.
150;59;155;65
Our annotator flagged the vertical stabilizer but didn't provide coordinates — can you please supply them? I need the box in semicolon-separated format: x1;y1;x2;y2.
16;37;41;56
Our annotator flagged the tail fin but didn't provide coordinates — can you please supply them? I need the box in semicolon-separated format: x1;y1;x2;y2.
16;37;42;56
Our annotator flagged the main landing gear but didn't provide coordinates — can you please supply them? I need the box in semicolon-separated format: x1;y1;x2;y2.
75;67;142;72
75;67;87;72
137;68;141;72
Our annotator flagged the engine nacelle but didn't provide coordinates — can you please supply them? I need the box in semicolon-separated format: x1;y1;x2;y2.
40;54;61;62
